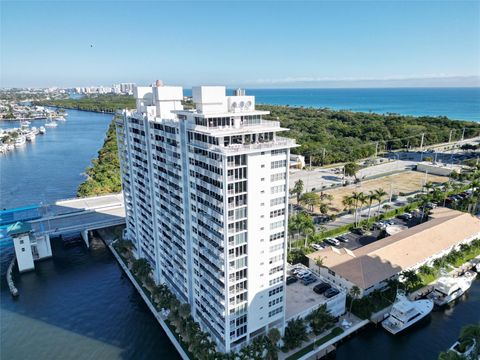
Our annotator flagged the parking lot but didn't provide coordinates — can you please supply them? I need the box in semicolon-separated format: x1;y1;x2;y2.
319;211;424;252
285;266;346;320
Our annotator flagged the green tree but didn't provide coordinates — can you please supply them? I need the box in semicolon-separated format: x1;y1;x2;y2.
344;162;360;179
290;179;304;204
348;286;361;318
306;304;336;335
282;318;308;351
299;192;321;212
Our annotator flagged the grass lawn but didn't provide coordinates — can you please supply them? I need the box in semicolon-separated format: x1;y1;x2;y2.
285;327;344;360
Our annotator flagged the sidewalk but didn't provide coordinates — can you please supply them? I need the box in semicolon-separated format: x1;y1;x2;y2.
278;314;368;360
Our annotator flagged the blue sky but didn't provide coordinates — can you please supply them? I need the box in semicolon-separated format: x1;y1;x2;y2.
1;1;479;88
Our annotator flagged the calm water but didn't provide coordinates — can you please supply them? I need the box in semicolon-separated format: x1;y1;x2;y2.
0;110;112;208
1;91;479;359
244;87;480;122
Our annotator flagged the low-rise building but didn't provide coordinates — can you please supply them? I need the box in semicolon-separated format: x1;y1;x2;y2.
306;208;480;297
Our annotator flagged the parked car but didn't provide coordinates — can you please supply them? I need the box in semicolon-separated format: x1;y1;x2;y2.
325;238;340;246
312;243;324;251
336;235;349;243
302;275;317;285
313;282;332;294
286;276;298;285
296;270;312;279
373;222;387;230
351;227;366;235
324;288;340;298
397;213;413;220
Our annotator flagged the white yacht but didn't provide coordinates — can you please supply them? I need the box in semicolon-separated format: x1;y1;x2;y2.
26;132;36;141
39;126;46;134
427;271;477;307
54;115;66;121
45;121;58;128
15;136;26;147
382;291;433;335
31;127;39;135
7;144;14;151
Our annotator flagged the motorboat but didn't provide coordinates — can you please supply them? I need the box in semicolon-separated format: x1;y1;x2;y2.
448;339;477;359
26;132;36;141
382;290;433;335
39;126;46;134
54;115;66;121
14;136;26;147
45;121;58;128
427;271;477;307
7;144;14;151
31;127;39;135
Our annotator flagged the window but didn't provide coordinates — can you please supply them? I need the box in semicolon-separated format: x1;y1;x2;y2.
21;247;25;252
270;173;286;182
269;276;283;286
270;220;285;230
269;243;283;252
271;160;286;169
269;232;284;242
270;197;285;206
269;285;283;296
19;240;24;244
269;265;283;275
271;185;286;194
269;254;283;264
268;306;283;317
270;209;285;218
268;296;283;307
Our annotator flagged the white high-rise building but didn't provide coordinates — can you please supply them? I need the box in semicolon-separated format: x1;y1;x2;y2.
115;82;296;352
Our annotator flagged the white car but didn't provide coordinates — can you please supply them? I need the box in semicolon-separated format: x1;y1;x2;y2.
325;238;340;246
312;243;324;251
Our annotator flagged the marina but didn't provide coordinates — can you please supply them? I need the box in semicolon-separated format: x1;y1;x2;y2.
0;113;69;154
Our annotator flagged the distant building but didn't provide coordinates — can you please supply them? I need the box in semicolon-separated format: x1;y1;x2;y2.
306;208;480;297
115;82;296;352
289;154;305;169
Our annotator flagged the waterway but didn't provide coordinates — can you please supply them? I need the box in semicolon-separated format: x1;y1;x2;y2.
0;103;479;360
0;110;180;359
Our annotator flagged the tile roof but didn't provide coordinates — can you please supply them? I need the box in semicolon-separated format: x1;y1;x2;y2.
306;208;480;289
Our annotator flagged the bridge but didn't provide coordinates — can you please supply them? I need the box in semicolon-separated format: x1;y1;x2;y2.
3;193;125;272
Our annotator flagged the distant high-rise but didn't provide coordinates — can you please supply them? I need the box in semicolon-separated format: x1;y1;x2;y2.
115;82;296;352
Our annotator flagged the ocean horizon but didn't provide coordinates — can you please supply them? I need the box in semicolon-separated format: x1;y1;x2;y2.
200;87;480;122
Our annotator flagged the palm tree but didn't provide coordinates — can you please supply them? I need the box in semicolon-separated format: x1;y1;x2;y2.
351;191;366;226
424;181;434;194
375;188;388;216
366;191;378;222
342;195;354;213
348;285;361;318
299;192;321;212
290;179;304;204
442;181;452;207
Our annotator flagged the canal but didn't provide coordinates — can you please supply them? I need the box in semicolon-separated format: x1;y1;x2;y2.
1;109;478;360
0;110;180;359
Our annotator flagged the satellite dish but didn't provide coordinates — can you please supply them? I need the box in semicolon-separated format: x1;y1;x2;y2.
239;101;245;108
245;101;252;109
232;102;237;108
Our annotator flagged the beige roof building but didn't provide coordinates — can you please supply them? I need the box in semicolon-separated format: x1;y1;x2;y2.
306;208;480;290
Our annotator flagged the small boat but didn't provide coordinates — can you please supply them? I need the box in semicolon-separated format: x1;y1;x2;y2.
427;271;477;307
54;115;66;121
31;127;39;135
0;144;6;154
20;120;31;127
382;290;433;335
7;144;14;151
14;136;26;147
26;132;36;141
39;126;46;134
45;121;58;128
